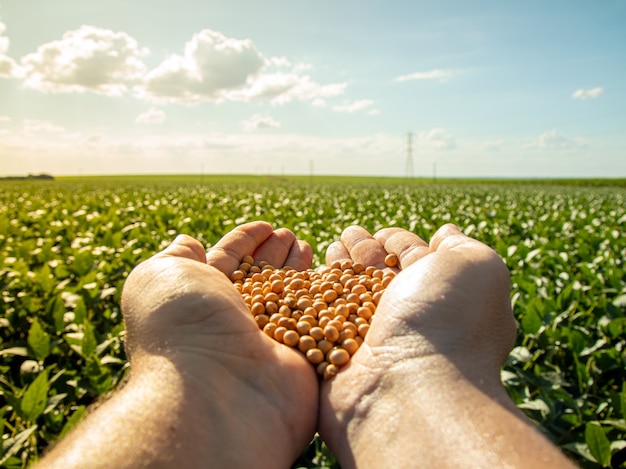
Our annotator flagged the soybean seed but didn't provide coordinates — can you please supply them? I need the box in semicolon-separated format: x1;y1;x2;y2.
231;255;396;379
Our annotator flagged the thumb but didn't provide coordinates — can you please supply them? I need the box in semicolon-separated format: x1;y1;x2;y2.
159;234;207;263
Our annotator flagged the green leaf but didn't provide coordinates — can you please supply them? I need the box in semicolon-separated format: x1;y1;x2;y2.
59;405;86;439
49;295;67;333
71;250;94;276
0;407;6;442
74;296;87;324
84;358;113;395
19;370;49;422
585;422;612;467
520;297;543;335
622;382;626;420
27;319;51;361
34;263;55;294
82;321;97;357
0;425;38;467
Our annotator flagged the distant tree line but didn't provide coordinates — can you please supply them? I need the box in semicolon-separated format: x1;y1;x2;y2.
0;173;54;180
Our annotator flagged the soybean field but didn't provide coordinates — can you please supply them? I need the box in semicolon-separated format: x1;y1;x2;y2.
0;176;625;468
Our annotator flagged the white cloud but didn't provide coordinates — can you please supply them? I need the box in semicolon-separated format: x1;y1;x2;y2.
0;21;18;78
241;114;281;132
394;69;452;83
418;128;456;150
0;115;11;123
135;107;166;125
572;87;603;100
525;130;586;150
333;99;374;113
9;25;351;107
141;29;347;105
22;119;68;134
20;25;148;95
481;140;505;151
224;70;347;105
142;29;265;103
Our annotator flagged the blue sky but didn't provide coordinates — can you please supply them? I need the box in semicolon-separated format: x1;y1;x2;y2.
0;0;624;178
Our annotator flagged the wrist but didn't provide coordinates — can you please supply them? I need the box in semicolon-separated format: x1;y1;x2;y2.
320;353;510;469
130;353;314;469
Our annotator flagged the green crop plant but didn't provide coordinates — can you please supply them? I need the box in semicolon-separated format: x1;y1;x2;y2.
0;176;624;468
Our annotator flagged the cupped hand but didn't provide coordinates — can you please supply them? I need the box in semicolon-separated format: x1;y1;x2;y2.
319;224;517;459
121;221;318;468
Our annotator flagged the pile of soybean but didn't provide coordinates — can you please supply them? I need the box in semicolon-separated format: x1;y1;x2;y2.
230;255;397;379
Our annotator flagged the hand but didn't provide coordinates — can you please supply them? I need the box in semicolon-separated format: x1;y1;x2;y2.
317;224;555;468
119;221;318;468
320;222;516;380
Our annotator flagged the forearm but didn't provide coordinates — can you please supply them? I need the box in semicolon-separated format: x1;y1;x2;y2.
36;356;297;469
36;358;214;468
324;357;576;469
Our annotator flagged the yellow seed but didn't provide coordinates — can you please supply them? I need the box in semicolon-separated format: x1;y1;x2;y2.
230;270;245;282
263;322;277;337
271;279;285;293
323;363;339;380
255;314;269;328
318;316;330;328
297;297;312;310
342;338;359;355
324;325;339;342
296;320;312;335
343;321;357;335
283;330;299;347
322;289;338;303
309;326;324;341
306;348;325;365
265;301;278;315
274;326;287;343
317;339;333;355
277;316;291;329
327;347;350;366
357;306;373;320
250;302;265;316
299;315;317;326
298;335;316;353
338;329;355;342
327;319;344;332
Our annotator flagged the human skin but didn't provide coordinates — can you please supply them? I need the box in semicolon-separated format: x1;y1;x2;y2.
36;221;319;469
318;224;577;469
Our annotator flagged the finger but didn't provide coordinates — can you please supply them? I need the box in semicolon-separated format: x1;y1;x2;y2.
429;223;475;252
252;228;298;267
340;225;387;268
325;240;351;266
374;228;430;269
206;221;274;274
159;234;207;263
283;240;313;271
